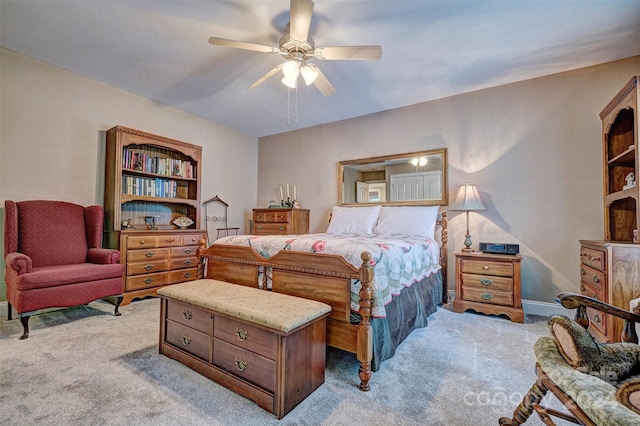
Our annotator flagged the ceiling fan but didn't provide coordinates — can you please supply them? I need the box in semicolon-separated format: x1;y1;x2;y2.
208;0;382;97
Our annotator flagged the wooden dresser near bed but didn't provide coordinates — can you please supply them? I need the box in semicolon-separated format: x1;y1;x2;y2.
252;208;309;235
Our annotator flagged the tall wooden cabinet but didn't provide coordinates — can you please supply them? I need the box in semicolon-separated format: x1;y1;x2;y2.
104;126;206;305
602;75;639;242
579;76;640;342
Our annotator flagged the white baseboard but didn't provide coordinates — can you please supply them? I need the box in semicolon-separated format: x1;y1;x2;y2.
522;299;574;318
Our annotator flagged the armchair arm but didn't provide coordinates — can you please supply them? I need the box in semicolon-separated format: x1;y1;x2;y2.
87;248;121;264
557;292;640;343
5;252;33;275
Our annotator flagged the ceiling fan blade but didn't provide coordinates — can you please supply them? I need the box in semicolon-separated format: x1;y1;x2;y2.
208;37;279;54
310;65;336;97
315;46;382;61
290;0;314;42
247;63;285;90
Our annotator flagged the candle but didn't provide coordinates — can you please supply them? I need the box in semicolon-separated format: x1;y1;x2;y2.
287;184;290;198
280;186;283;200
294;185;297;199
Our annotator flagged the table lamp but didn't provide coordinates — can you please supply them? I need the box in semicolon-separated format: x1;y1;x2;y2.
450;182;487;252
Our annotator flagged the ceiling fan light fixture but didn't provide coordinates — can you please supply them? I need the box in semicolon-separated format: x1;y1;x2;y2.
281;60;300;88
300;63;318;86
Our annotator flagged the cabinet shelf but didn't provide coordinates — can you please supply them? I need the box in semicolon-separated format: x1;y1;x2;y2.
608;145;635;165
605;189;638;206
121;194;199;207
123;168;198;182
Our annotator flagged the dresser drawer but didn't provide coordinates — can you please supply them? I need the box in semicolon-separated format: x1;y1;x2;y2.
460;273;513;292
126;271;169;291
166;320;211;362
579;264;605;292
170;246;198;258
157;235;183;247
580;282;608;339
460;259;513;277
254;211;291;223
170;257;198;270
127;248;169;263
168;268;198;283
254;223;289;235
127;260;170;276
181;234;204;246
166;299;211;334
580;247;605;270
213;338;276;392
127;236;159;249
461;287;513;306
214;316;277;360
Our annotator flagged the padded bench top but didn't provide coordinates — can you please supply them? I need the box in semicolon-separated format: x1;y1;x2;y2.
158;279;331;334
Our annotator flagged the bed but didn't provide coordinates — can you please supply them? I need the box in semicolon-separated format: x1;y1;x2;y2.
197;205;448;391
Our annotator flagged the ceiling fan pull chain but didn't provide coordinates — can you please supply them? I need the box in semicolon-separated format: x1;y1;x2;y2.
295;84;298;124
287;86;291;125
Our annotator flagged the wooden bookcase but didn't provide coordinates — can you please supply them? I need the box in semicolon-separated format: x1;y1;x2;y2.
602;75;639;242
104;125;205;305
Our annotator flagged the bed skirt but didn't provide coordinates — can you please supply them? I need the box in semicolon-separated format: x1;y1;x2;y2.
351;270;444;371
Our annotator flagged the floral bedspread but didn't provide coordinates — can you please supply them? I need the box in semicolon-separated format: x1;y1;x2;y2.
213;233;442;318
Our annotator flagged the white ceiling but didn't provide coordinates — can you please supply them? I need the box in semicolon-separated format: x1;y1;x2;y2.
2;1;640;138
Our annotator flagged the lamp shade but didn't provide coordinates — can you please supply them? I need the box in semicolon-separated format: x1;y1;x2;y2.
450;182;487;211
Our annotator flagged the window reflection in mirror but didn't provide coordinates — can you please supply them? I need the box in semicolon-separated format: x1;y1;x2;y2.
338;148;448;206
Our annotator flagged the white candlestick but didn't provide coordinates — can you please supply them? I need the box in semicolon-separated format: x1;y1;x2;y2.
294;185;296;199
287;184;290;198
280;186;283;200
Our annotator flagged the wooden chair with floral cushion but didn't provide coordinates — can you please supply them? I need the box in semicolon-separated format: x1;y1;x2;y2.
4;200;124;339
499;292;640;426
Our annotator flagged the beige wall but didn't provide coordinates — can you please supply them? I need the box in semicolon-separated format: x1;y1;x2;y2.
0;47;259;302
257;56;640;303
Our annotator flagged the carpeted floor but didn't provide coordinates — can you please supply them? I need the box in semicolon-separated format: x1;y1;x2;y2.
0;298;569;425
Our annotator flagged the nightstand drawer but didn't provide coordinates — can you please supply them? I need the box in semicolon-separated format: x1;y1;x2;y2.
460;273;513;292
254;211;291;223
462;287;513;306
579;264;605;292
460;259;513;277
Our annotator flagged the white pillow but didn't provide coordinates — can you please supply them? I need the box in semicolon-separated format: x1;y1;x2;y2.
326;205;382;234
373;206;439;238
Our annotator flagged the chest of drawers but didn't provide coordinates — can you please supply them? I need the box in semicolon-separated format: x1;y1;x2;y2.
453;252;524;323
579;240;640;342
252;208;309;235
119;229;206;305
159;279;330;419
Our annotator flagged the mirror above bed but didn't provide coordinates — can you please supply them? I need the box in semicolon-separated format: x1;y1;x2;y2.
338;148;448;206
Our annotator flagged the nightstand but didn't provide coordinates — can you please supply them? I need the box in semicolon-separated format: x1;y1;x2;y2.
252;208;309;235
453;252;524;323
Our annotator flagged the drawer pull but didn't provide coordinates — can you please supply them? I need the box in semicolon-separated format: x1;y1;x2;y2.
235;357;248;372
235;328;249;341
181;334;191;346
184;272;191;278
580;284;585;292
183;248;193;255
481;293;493;300
139;240;145;245
592;275;600;284
144;277;154;284
256;225;262;230
279;226;285;231
480;278;492;286
144;264;154;271
145;251;155;258
580;269;585;276
482;265;489;270
594;313;601;323
182;309;192;320
184;260;192;266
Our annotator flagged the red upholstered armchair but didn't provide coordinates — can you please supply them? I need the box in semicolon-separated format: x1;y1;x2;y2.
4;200;124;339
